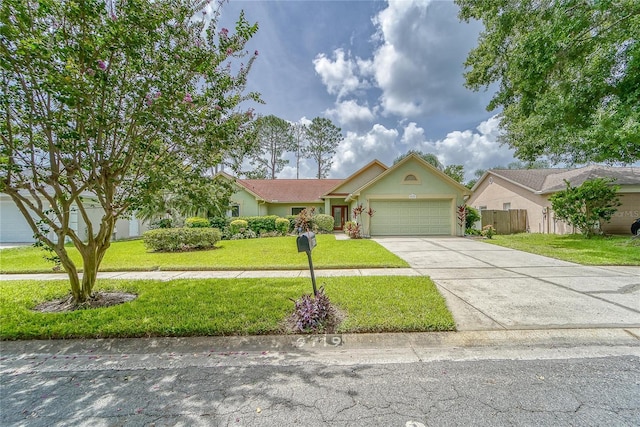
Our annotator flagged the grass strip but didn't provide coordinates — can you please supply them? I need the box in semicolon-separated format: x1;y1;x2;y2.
483;234;640;265
0;276;454;340
0;235;408;273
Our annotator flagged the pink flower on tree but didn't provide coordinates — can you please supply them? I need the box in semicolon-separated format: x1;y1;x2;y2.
220;28;229;37
226;47;233;56
97;60;107;70
254;50;259;56
214;105;222;110
183;93;193;103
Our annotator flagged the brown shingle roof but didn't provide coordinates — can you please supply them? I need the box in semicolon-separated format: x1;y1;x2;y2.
237;179;344;203
490;165;640;194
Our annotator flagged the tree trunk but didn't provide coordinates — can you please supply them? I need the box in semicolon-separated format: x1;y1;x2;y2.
56;232;112;305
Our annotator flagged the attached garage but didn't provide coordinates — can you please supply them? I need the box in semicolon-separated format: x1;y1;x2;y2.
369;199;452;236
0;200;36;243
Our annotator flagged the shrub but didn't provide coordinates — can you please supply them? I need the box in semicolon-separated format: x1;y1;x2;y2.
241;215;278;233
550;178;621;238
294;208;317;233
185;217;210;228
229;219;248;235
285;215;297;232
275;217;291;235
345;221;361;239
151;218;173;229
142;228;221;252
288;287;338;333
209;216;229;230
465;227;481;236
465;206;481;229
230;229;257;240
481;224;496;239
313;214;335;233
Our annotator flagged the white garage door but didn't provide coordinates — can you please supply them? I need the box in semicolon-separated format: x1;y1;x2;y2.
370;199;452;236
0;200;36;243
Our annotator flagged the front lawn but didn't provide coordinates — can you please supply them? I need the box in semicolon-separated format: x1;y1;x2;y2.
483;234;640;265
0;276;455;339
0;235;408;273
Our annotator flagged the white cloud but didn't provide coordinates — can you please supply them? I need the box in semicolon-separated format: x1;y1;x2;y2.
330;124;399;176
400;122;426;146
313;48;364;99
369;0;486;118
325;100;375;130
433;115;515;180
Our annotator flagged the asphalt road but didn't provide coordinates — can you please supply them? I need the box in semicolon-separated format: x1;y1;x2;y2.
2;333;639;426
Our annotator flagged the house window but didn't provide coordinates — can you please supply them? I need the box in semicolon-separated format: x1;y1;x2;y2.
503;203;511;210
230;205;240;217
402;173;421;184
291;207;305;215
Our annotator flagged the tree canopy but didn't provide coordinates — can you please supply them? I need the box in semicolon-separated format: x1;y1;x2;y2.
393;150;443;169
0;0;259;303
251;115;295;179
457;0;640;165
303;117;342;179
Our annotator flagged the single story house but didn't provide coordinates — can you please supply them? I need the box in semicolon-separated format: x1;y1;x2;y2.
467;165;640;235
0;192;147;244
223;153;472;236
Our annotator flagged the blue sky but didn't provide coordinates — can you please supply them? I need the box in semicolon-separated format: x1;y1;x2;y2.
217;0;519;181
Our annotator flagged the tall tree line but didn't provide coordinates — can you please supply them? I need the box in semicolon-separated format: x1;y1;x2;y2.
232;115;343;179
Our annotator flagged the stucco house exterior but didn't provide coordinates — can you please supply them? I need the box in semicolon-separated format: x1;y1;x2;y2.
467;165;640;235
224;153;472;236
0;192;147;244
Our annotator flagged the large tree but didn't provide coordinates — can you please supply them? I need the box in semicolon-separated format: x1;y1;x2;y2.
251;115;295;179
303;117;342;179
291;121;307;179
457;0;640;165
0;0;259;304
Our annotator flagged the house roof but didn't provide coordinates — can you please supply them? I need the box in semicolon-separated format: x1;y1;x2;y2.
486;165;640;194
236;179;344;203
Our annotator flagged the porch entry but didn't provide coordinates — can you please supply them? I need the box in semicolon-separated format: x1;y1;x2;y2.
332;205;348;230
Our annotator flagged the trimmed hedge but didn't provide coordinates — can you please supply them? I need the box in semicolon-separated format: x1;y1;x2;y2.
229;219;249;235
314;214;335;233
275;217;291;235
185;217;210;228
143;228;221;252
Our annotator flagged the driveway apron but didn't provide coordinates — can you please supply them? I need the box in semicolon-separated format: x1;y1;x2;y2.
374;237;640;331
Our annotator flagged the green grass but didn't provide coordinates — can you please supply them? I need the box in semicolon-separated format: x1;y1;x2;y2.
484;233;640;265
0;235;408;273
0;276;455;340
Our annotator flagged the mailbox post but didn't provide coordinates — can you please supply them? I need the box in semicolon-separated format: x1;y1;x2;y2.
296;231;318;295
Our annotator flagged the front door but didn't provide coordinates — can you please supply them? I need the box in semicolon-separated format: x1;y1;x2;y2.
332;205;348;230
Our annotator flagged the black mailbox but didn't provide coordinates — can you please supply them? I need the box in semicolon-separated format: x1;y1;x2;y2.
296;231;317;253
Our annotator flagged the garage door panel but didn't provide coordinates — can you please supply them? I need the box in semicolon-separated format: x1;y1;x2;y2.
370;200;451;236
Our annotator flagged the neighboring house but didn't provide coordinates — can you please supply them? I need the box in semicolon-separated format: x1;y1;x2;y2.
223;153;472;236
0;193;147;244
468;165;640;235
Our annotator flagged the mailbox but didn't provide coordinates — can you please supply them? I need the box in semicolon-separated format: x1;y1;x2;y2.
296;231;317;253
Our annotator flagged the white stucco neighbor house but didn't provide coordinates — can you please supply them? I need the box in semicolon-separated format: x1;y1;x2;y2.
0;192;147;244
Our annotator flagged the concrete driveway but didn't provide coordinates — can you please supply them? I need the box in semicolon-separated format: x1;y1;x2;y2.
374;237;640;331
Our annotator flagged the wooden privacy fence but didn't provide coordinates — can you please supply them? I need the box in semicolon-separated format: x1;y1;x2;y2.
481;209;528;235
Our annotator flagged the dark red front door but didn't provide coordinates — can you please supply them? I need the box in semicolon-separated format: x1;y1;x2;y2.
332;206;348;230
